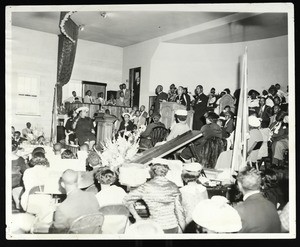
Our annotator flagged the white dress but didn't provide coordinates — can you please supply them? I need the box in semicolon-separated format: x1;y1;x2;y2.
180;183;208;224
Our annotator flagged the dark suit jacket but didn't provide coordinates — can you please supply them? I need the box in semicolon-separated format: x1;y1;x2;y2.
175;93;191;110
193;93;208;116
255;105;272;128
234;193;281;233
118;120;134;132
51;189;100;233
224;118;235;134
154;92;168;113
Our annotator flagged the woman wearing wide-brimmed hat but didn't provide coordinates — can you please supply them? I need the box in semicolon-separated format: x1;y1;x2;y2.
117;112;134;137
247;115;263;164
192;196;242;233
72;107;96;150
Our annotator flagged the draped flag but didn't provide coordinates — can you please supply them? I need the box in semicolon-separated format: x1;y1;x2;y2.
231;48;249;176
51;12;78;143
56;12;79;106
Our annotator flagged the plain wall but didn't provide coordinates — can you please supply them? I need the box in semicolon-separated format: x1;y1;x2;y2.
10;26;123;138
122;35;288;111
10;25;288;137
122;39;160;109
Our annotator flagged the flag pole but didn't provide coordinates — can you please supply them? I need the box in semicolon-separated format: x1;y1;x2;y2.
231;47;248;178
50;86;57;145
242;47;248;162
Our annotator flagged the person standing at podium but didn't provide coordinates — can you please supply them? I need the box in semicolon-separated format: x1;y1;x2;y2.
175;86;190;110
154;85;168;113
193;85;208;130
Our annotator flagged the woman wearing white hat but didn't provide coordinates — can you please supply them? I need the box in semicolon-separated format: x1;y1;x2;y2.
247;115;263;164
117;112;134;137
180;163;208;231
192;196;242;233
72;107;96;150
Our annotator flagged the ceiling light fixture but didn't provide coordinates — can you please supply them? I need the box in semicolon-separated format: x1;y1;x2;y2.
100;12;107;19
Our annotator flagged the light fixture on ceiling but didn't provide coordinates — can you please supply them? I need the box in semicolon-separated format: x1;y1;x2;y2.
78;25;85;31
100;12;107;19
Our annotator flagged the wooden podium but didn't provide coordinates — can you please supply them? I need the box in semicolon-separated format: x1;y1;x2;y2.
160;102;194;129
102;105;130;121
95;113;118;144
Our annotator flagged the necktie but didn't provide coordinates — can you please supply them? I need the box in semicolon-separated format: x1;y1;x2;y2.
259;107;263;117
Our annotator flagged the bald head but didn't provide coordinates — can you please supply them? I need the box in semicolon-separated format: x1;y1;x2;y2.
156;85;163;94
62;169;78;186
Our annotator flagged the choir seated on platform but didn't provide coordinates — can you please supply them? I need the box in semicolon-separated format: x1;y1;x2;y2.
10;83;289;235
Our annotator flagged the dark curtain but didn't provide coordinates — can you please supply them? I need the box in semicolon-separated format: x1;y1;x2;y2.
56;12;79;105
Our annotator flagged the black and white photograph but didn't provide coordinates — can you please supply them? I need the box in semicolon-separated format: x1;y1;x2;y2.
5;3;295;239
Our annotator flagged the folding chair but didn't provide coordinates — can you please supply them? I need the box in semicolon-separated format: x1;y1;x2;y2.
68;213;104;234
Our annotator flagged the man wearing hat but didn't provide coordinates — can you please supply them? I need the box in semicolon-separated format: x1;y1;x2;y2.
166;109;191;141
247;115;263;164
50;169;100;233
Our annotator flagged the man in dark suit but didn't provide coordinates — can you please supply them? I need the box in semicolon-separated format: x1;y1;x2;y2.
234;166;281;233
192;85;208;130
223;111;235;135
255;97;272;128
50;169;100;233
154;85;168;113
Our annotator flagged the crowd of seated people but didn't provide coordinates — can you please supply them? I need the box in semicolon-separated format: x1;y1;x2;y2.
10;82;289;235
10;146;290;234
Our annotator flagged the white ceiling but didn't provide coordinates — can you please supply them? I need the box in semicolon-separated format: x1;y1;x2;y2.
11;11;287;47
167;12;288;44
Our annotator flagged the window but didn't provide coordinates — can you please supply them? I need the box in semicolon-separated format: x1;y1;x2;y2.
16;75;40;115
